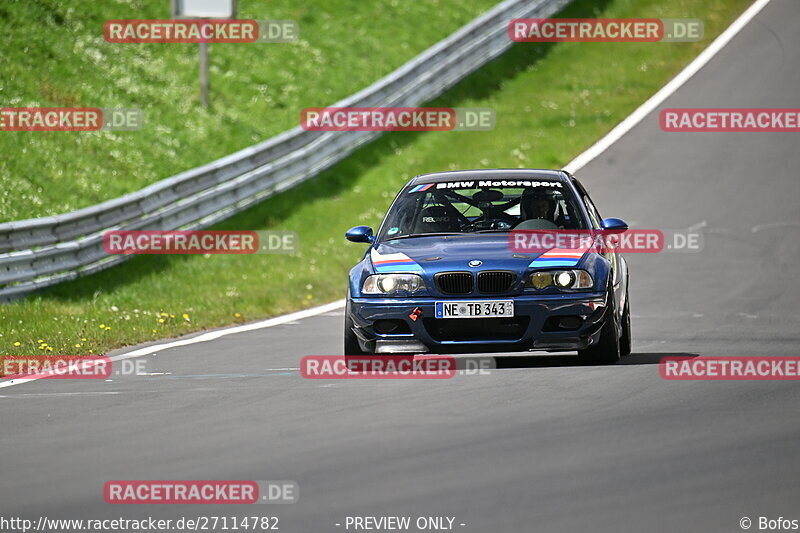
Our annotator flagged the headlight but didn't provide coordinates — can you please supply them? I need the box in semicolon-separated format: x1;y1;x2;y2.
526;270;593;290
362;274;425;295
555;271;574;288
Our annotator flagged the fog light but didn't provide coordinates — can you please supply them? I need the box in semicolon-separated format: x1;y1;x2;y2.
374;320;399;334
373;320;411;335
557;316;583;330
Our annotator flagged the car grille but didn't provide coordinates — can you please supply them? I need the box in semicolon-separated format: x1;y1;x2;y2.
435;272;473;295
477;271;515;294
423;317;530;342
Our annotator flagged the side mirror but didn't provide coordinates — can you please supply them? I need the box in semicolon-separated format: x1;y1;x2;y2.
601;218;629;232
346;225;374;243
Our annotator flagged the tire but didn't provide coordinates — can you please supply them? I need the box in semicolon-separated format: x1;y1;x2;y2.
578;288;620;364
619;295;631;357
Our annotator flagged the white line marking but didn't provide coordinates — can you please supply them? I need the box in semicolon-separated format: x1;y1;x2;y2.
0;300;345;390
0;391;121;398
751;220;800;233
564;0;773;174
688;220;707;232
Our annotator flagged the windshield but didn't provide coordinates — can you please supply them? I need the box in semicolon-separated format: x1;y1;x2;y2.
378;178;588;240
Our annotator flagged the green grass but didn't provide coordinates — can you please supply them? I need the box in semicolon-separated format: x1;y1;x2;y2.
0;0;751;362
0;0;497;220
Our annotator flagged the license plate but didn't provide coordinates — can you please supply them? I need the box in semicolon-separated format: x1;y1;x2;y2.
435;300;514;319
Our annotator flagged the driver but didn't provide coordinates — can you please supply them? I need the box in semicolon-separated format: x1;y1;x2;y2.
520;188;556;222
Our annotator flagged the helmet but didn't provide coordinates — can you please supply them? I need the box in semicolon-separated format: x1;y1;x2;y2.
520;188;556;220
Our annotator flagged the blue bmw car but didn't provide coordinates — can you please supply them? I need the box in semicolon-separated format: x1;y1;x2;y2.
344;169;630;364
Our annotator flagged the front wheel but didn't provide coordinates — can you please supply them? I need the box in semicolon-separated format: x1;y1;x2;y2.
578;292;620;364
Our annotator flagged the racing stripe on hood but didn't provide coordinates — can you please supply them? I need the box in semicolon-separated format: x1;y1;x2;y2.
371;249;423;273
528;248;586;268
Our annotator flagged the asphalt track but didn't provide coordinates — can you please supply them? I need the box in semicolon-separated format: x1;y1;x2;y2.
2;1;799;531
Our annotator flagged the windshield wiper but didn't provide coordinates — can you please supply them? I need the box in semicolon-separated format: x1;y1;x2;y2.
386;232;462;240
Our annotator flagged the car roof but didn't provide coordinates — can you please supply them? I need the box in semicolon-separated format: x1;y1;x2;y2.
407;169;569;187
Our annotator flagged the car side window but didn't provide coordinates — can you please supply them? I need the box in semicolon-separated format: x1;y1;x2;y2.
577;187;617;281
583;195;602;229
570;176;599;229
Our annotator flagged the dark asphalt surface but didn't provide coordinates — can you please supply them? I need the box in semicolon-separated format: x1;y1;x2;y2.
2;1;799;532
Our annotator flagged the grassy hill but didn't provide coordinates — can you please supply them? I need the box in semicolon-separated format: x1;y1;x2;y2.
0;0;497;220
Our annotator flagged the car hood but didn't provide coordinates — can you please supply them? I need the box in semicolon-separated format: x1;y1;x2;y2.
372;234;544;273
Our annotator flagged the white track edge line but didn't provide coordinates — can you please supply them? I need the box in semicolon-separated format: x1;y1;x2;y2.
0;299;345;389
563;0;773;174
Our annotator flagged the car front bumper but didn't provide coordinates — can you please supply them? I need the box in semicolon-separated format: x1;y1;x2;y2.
349;292;609;354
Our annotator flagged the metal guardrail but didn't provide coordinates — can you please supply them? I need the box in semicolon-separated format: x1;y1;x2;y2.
0;0;573;301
